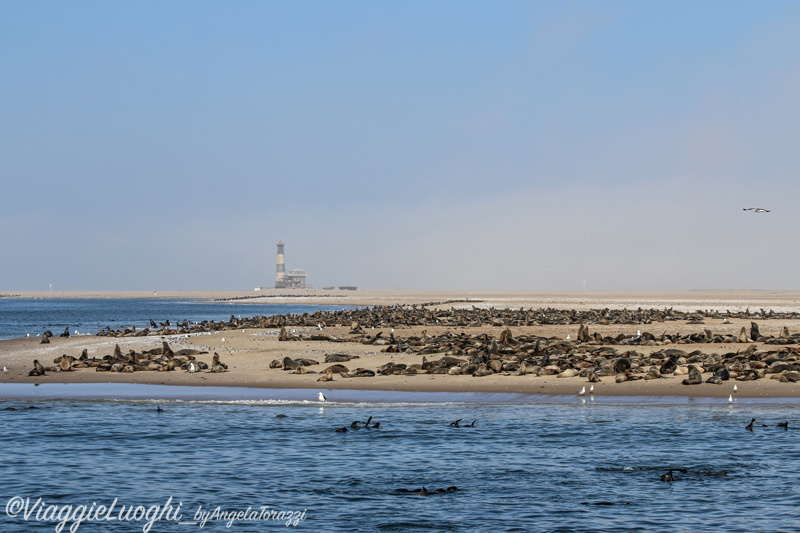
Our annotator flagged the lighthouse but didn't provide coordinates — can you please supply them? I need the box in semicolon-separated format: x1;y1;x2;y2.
275;240;286;286
274;241;308;289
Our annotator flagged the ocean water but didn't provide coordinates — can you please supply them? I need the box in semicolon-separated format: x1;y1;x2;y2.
1;300;799;532
0;384;799;532
0;298;356;340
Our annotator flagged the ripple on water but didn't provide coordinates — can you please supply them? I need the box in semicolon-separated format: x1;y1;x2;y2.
1;394;800;532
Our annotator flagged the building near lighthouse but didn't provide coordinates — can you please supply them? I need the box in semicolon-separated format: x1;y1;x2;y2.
274;241;308;289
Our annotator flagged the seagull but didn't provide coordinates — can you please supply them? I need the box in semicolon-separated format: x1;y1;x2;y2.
733;384;738;393
728;394;733;403
743;208;770;213
589;385;594;394
2;367;7;372
566;335;571;340
318;392;327;402
578;387;586;395
221;337;226;342
188;362;196;375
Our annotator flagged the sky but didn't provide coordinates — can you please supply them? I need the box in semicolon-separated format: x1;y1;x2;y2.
1;1;799;292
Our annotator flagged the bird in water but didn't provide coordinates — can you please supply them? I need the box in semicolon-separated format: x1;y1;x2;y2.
777;421;788;429
156;405;164;413
728;395;733;404
318;392;327;402
743;207;770;213
660;470;675;483
746;418;756;431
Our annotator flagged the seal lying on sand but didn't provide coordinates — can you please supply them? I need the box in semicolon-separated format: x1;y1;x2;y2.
28;360;46;376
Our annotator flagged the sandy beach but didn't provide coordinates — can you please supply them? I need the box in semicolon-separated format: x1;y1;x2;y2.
2;290;800;398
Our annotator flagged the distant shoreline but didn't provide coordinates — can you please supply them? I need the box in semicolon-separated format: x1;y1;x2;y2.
3;289;800;310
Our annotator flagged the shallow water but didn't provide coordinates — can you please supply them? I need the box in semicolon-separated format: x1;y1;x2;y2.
0;298;356;340
1;385;798;532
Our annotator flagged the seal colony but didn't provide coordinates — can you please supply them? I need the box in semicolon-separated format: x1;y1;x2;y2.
10;303;800;392
2;292;800;397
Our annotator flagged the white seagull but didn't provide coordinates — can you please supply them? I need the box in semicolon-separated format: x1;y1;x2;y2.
318;392;327;402
2;367;7;372
733;384;738;393
589;385;594;394
188;362;196;375
578;387;586;396
728;394;733;403
743;208;770;213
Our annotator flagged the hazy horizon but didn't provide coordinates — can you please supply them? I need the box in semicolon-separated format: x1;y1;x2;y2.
2;1;798;292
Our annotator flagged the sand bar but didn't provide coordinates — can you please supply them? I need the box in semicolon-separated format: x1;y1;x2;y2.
2;290;800;398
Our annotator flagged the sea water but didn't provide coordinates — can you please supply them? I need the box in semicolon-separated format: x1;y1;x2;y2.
0;298;356;340
0;384;798;532
1;299;799;532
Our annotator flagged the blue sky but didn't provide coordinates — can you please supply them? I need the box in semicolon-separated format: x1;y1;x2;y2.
2;1;798;291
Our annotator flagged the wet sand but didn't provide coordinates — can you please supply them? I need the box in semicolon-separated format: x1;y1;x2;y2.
2;291;799;398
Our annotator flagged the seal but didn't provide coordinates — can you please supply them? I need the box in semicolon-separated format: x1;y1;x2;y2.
59;355;73;372
681;365;702;385
449;419;462;428
210;352;228;373
283;357;300;371
660;470;675;482
28;360;46;376
746;418;755;431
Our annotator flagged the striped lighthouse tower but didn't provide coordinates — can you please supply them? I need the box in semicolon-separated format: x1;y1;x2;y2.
275;240;286;287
